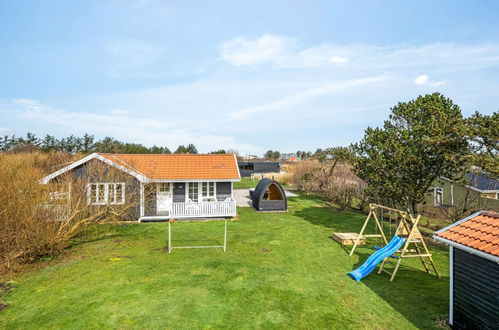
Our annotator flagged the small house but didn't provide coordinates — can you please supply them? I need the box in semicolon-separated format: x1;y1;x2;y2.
434;211;499;329
251;178;287;212
421;173;499;218
41;153;241;221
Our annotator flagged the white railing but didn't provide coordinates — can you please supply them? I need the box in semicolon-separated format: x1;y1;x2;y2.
170;200;236;218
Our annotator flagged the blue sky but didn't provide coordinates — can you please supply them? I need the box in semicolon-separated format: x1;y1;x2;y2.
1;0;498;155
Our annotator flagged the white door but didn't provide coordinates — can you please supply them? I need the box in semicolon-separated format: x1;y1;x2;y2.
157;183;173;214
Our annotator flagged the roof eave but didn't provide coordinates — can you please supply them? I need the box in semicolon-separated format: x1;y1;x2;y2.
433;235;499;264
149;178;241;182
40;153;148;184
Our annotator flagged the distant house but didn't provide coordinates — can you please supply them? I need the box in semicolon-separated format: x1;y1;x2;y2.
237;161;280;178
420;173;499;218
41;153;240;221
466;172;499;200
434;211;499;329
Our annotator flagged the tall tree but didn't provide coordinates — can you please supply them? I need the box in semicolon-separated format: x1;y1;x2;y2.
264;150;281;160
186;144;198;154
313;147;353;190
41;135;58;152
353;93;469;213
81;134;95;153
175;145;188;154
466;111;498;177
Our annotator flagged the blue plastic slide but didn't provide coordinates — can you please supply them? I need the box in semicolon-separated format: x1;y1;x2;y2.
348;236;406;282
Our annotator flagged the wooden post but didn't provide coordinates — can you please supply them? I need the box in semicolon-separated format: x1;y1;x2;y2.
349;211;372;256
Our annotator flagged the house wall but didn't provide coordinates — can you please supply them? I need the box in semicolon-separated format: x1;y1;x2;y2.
452;248;499;329
420;178;499;218
67;159;141;220
258;200;287;211
144;184;156;217
238;161;280;177
143;181;232;216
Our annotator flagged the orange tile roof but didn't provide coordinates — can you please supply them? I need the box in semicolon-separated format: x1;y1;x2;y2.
98;153;240;180
435;211;499;257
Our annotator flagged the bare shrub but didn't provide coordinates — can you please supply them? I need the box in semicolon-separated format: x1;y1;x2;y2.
290;160;366;210
0;152;140;274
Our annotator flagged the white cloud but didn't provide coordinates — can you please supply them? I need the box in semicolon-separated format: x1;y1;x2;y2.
414;74;445;87
11;98;46;112
220;34;499;71
111;108;129;115
230;76;389;120
219;34;294;66
414;74;429;85
0;98;261;154
105;39;164;76
329;56;349;64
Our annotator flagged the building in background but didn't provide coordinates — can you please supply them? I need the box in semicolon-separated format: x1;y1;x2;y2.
237;161;281;178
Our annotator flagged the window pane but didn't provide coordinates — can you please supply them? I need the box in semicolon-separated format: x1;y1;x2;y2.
188;183;199;202
160;183;170;192
107;184;115;204
98;184;105;203
115;184;123;203
90;184;98;204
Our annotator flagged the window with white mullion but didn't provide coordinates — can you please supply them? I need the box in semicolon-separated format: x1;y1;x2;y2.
201;182;216;202
188;182;199;202
434;187;444;206
88;183;125;205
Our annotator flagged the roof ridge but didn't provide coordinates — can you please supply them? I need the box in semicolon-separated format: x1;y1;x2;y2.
105;154;150;179
101;153;234;156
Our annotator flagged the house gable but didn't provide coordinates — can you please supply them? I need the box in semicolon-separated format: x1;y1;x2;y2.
40;153;148;184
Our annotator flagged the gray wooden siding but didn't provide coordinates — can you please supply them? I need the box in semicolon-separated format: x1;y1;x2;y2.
238;161;280;177
144;184;156;216
216;182;232;201
173;183;185;202
453;248;499;329
71;159;141;220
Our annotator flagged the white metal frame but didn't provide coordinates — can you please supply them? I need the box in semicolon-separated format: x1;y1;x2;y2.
167;218;228;253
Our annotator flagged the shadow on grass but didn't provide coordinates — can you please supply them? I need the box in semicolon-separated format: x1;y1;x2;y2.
293;205;367;233
295;205;449;328
353;251;449;329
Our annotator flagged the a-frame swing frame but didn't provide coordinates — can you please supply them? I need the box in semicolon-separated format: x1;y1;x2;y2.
378;213;440;281
349;203;393;256
349;203;440;281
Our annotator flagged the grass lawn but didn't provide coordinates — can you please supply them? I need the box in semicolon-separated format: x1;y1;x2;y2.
233;177;260;189
0;194;449;329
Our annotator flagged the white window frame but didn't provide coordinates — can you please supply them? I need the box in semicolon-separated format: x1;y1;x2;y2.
434;187;444;206
187;182;199;203
87;183;125;205
186;182;217;202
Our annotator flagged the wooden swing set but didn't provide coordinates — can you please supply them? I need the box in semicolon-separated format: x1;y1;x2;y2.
343;203;440;281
